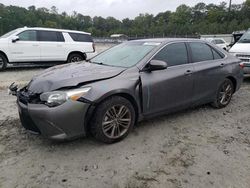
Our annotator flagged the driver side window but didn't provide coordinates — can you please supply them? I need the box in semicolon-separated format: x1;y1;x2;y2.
18;30;37;41
153;42;188;67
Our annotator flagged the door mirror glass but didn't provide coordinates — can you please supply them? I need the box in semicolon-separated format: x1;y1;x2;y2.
148;60;167;71
12;36;19;43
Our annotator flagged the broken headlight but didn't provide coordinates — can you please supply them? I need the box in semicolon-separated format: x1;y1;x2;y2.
40;87;91;107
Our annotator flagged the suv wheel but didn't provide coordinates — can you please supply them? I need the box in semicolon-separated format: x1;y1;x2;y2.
0;54;7;71
67;53;84;63
212;79;234;108
91;96;135;143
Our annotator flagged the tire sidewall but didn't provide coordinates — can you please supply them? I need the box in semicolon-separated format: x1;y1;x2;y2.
0;54;7;71
67;54;84;63
91;96;136;143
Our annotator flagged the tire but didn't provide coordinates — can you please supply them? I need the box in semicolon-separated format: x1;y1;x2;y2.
0;54;7;71
212;79;234;109
91;96;136;144
67;53;84;63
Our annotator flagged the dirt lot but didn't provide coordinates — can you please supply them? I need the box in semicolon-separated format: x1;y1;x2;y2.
0;44;250;188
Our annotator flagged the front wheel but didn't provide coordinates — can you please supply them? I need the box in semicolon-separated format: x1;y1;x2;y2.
91;96;136;143
0;54;7;71
212;79;234;108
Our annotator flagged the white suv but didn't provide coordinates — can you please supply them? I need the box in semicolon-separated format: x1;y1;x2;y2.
0;27;97;71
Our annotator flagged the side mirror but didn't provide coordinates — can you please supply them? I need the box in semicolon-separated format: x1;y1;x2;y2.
12;36;19;43
148;60;167;71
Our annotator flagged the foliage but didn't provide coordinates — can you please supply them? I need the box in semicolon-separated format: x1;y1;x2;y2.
0;1;249;37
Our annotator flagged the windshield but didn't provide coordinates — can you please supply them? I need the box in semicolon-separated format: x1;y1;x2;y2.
91;42;159;68
238;30;250;43
0;28;20;38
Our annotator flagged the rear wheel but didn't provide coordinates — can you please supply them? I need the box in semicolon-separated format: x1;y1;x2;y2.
212;79;234;108
0;54;7;71
67;53;84;63
91;96;135;143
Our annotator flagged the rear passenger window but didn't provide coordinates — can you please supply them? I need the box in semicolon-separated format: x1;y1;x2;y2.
69;33;93;42
38;31;65;42
212;48;223;59
153;43;188;67
18;30;37;41
189;42;213;62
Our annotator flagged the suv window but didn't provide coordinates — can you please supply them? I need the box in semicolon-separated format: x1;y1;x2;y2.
153;42;188;67
69;33;93;42
38;31;65;42
18;30;37;41
189;42;213;62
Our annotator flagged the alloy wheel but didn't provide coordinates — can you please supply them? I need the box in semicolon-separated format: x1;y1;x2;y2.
102;105;132;139
70;56;82;62
219;81;233;105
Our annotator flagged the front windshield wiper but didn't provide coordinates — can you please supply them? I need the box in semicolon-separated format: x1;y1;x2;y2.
88;60;103;65
87;59;126;68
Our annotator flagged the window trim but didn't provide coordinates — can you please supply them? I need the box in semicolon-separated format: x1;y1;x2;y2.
17;30;38;42
141;41;191;71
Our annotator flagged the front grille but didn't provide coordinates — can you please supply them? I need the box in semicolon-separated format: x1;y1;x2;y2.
236;54;250;58
236;54;250;62
17;87;42;105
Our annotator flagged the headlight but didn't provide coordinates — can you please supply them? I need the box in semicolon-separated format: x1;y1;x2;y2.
40;87;91;107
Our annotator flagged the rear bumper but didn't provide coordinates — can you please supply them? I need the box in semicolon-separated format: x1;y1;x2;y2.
17;99;90;140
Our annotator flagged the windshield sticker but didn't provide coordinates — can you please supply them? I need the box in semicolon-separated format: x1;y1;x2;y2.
143;42;161;46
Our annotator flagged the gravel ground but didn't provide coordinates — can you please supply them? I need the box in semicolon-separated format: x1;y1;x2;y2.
0;44;250;187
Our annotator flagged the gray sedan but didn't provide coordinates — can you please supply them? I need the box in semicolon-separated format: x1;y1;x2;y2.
12;38;243;143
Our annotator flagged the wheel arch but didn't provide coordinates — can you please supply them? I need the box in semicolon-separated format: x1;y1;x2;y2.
0;51;9;62
226;76;237;93
85;92;140;135
67;51;87;61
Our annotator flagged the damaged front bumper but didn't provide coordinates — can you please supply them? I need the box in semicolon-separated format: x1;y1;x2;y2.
16;91;91;140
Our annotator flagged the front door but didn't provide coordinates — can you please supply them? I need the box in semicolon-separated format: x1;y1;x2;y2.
140;42;194;115
9;30;40;62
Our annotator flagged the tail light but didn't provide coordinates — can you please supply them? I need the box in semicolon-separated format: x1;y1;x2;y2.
92;43;96;52
239;62;245;69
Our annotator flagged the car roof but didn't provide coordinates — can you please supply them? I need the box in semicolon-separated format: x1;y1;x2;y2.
19;27;91;35
129;38;203;44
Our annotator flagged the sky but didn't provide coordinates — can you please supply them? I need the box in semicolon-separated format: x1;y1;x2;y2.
0;0;246;20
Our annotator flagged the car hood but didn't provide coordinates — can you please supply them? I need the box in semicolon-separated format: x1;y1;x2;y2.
27;62;126;93
229;43;250;53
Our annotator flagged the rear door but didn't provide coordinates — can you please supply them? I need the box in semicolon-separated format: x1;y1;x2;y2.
38;30;66;61
140;42;195;115
187;42;227;103
9;30;40;62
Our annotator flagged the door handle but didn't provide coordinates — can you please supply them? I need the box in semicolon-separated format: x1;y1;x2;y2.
184;70;193;75
32;44;39;47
